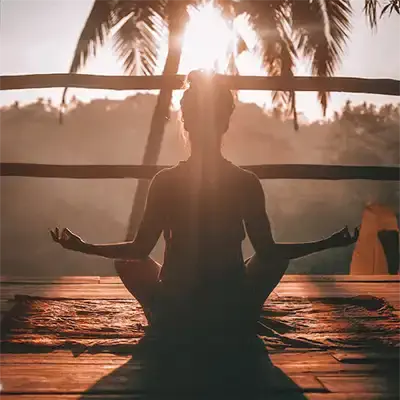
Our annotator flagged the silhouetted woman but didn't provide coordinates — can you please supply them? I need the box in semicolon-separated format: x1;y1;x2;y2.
51;70;358;341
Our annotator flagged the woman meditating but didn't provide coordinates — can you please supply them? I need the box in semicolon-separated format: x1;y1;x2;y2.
50;70;358;341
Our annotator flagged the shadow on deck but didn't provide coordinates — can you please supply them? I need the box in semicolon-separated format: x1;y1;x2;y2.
0;275;399;399
78;340;308;400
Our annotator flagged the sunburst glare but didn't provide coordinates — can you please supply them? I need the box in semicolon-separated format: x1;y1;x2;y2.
77;1;324;122
180;3;237;73
172;3;274;114
171;3;324;121
171;3;237;109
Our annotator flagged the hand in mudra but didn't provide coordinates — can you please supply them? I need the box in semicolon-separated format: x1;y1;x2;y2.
50;227;85;251
328;226;360;248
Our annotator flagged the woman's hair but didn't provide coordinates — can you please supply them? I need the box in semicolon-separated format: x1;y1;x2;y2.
180;70;235;135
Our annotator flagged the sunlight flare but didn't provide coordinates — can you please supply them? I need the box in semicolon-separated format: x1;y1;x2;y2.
180;3;237;73
172;3;279;115
76;1;326;122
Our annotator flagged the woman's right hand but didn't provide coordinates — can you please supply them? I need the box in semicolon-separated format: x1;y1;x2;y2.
50;227;85;251
327;226;360;248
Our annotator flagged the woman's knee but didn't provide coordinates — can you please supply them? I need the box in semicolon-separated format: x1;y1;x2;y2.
114;259;143;273
246;254;289;274
114;258;161;281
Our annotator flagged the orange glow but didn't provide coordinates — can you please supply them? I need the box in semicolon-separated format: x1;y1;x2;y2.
77;2;324;122
172;3;272;113
351;204;399;275
180;3;237;73
172;3;323;122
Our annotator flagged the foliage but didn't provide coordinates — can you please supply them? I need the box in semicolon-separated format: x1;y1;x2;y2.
1;96;398;275
364;0;400;28
65;0;355;121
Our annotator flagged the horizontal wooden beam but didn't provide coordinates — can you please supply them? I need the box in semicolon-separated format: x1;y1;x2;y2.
1;163;399;181
1;74;399;96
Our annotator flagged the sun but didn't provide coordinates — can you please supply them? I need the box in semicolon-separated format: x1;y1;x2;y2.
172;3;276;115
179;3;237;74
78;2;324;122
173;3;325;122
172;2;242;109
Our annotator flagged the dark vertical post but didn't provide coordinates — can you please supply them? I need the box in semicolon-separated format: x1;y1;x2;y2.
378;230;399;275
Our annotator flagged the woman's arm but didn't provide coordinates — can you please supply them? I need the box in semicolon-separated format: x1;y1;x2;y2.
275;240;330;259
243;174;358;262
274;226;357;259
68;235;153;260
50;173;166;260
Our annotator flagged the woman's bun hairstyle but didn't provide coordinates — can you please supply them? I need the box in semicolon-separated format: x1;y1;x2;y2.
186;69;210;89
180;69;235;133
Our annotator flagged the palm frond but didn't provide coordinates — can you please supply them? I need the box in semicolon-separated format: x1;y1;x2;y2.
380;0;400;17
68;1;120;75
364;0;400;27
60;1;167;121
240;2;284;77
242;2;298;129
60;0;120;120
66;0;166;76
113;18;155;75
112;2;167;76
363;0;380;27
224;30;247;72
292;0;352;116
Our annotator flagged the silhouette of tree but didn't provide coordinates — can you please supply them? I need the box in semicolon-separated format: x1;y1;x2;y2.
65;0;356;238
364;0;400;28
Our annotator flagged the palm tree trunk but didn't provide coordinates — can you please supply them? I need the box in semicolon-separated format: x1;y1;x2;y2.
125;20;183;240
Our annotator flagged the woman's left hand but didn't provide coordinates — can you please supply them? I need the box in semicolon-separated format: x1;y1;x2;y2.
328;226;360;248
50;227;85;251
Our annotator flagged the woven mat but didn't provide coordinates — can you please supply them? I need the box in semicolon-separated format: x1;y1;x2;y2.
1;295;399;353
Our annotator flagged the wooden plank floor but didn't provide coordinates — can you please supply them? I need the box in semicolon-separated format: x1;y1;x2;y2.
1;275;399;399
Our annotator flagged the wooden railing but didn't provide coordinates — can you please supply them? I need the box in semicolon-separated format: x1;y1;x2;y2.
1;163;399;181
1;73;399;181
1;74;399;95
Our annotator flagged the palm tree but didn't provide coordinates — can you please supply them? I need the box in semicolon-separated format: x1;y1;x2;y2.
64;0;396;240
62;1;190;238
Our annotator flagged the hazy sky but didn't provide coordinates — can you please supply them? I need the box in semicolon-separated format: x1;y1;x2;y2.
1;0;399;120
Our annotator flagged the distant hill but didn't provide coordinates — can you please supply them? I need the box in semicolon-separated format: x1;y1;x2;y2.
1;96;398;276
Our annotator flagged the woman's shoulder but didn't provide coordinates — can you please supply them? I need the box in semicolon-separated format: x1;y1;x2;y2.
225;161;259;185
152;162;185;183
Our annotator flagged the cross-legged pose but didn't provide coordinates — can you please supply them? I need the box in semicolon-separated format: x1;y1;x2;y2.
50;70;358;341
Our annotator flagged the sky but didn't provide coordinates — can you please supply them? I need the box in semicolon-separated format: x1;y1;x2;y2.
1;0;399;121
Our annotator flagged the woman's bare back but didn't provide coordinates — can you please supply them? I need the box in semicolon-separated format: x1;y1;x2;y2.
154;158;256;287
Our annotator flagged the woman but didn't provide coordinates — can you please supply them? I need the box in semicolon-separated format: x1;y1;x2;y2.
51;70;358;340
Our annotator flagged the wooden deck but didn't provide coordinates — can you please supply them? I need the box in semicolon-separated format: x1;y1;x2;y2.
1;275;399;399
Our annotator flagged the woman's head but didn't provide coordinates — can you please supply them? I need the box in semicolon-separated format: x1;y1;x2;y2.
180;70;235;150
